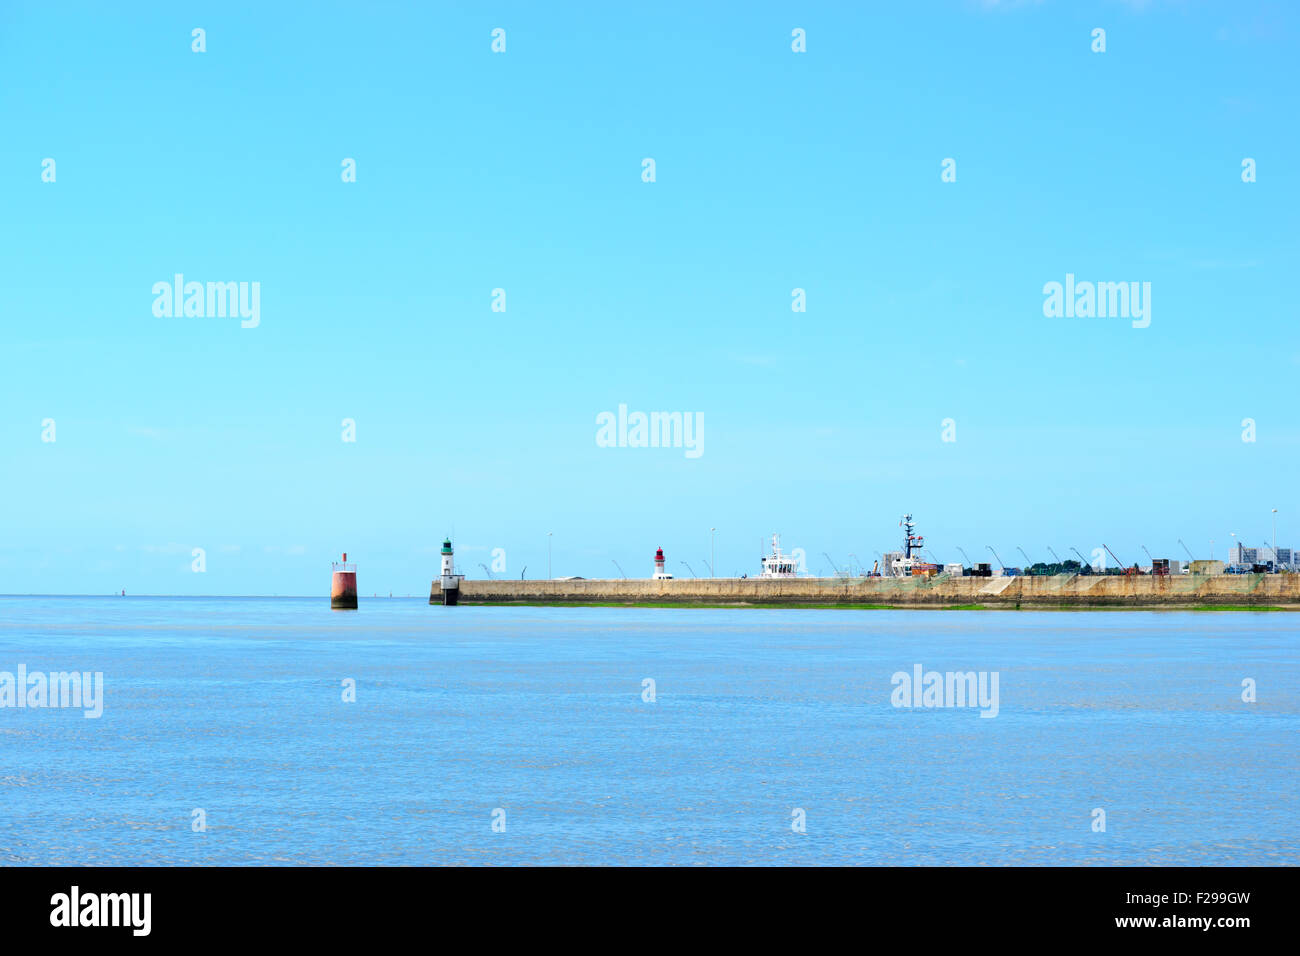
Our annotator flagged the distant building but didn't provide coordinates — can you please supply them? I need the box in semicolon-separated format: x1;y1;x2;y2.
943;562;965;577
1229;544;1293;569
1190;560;1225;575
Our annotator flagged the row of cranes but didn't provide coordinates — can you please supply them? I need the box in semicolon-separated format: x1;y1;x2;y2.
823;541;1191;577
472;535;1227;581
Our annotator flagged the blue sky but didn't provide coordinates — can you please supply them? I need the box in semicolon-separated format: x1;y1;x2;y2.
1;1;1296;594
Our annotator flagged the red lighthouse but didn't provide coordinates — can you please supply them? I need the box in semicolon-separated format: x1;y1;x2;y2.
653;546;673;580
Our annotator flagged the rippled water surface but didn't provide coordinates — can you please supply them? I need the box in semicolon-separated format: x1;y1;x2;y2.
0;597;1296;865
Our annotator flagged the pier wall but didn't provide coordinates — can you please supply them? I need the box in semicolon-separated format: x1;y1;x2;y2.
443;573;1300;608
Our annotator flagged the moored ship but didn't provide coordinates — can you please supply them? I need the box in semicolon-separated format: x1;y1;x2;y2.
760;534;802;577
890;515;940;577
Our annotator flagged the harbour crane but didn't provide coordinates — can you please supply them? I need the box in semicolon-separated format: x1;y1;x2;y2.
1047;546;1063;564
520;566;527;580
1141;545;1155;568
702;557;714;577
1016;547;1034;570
478;563;493;579
956;547;973;567
680;561;697;579
823;553;844;577
1070;546;1091;570
1177;539;1194;562
986;545;1006;571
1103;544;1138;575
611;560;627;580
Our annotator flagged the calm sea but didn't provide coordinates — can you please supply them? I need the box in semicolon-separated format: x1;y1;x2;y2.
0;597;1295;866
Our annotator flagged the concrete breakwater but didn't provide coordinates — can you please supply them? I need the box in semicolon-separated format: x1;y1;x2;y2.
438;573;1300;608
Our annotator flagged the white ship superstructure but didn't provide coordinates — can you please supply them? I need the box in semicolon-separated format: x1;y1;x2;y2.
889;515;939;577
760;534;801;577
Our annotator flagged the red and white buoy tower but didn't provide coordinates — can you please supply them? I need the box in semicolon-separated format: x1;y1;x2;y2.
331;552;358;609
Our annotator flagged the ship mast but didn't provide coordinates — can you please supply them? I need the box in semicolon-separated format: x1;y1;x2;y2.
901;514;924;560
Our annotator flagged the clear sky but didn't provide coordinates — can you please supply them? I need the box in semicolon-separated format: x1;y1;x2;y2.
1;1;1296;594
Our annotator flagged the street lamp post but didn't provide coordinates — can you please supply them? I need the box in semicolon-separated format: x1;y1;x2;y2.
710;527;716;579
1272;508;1278;572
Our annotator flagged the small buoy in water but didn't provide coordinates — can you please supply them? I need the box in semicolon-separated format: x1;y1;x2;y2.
331;552;358;610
